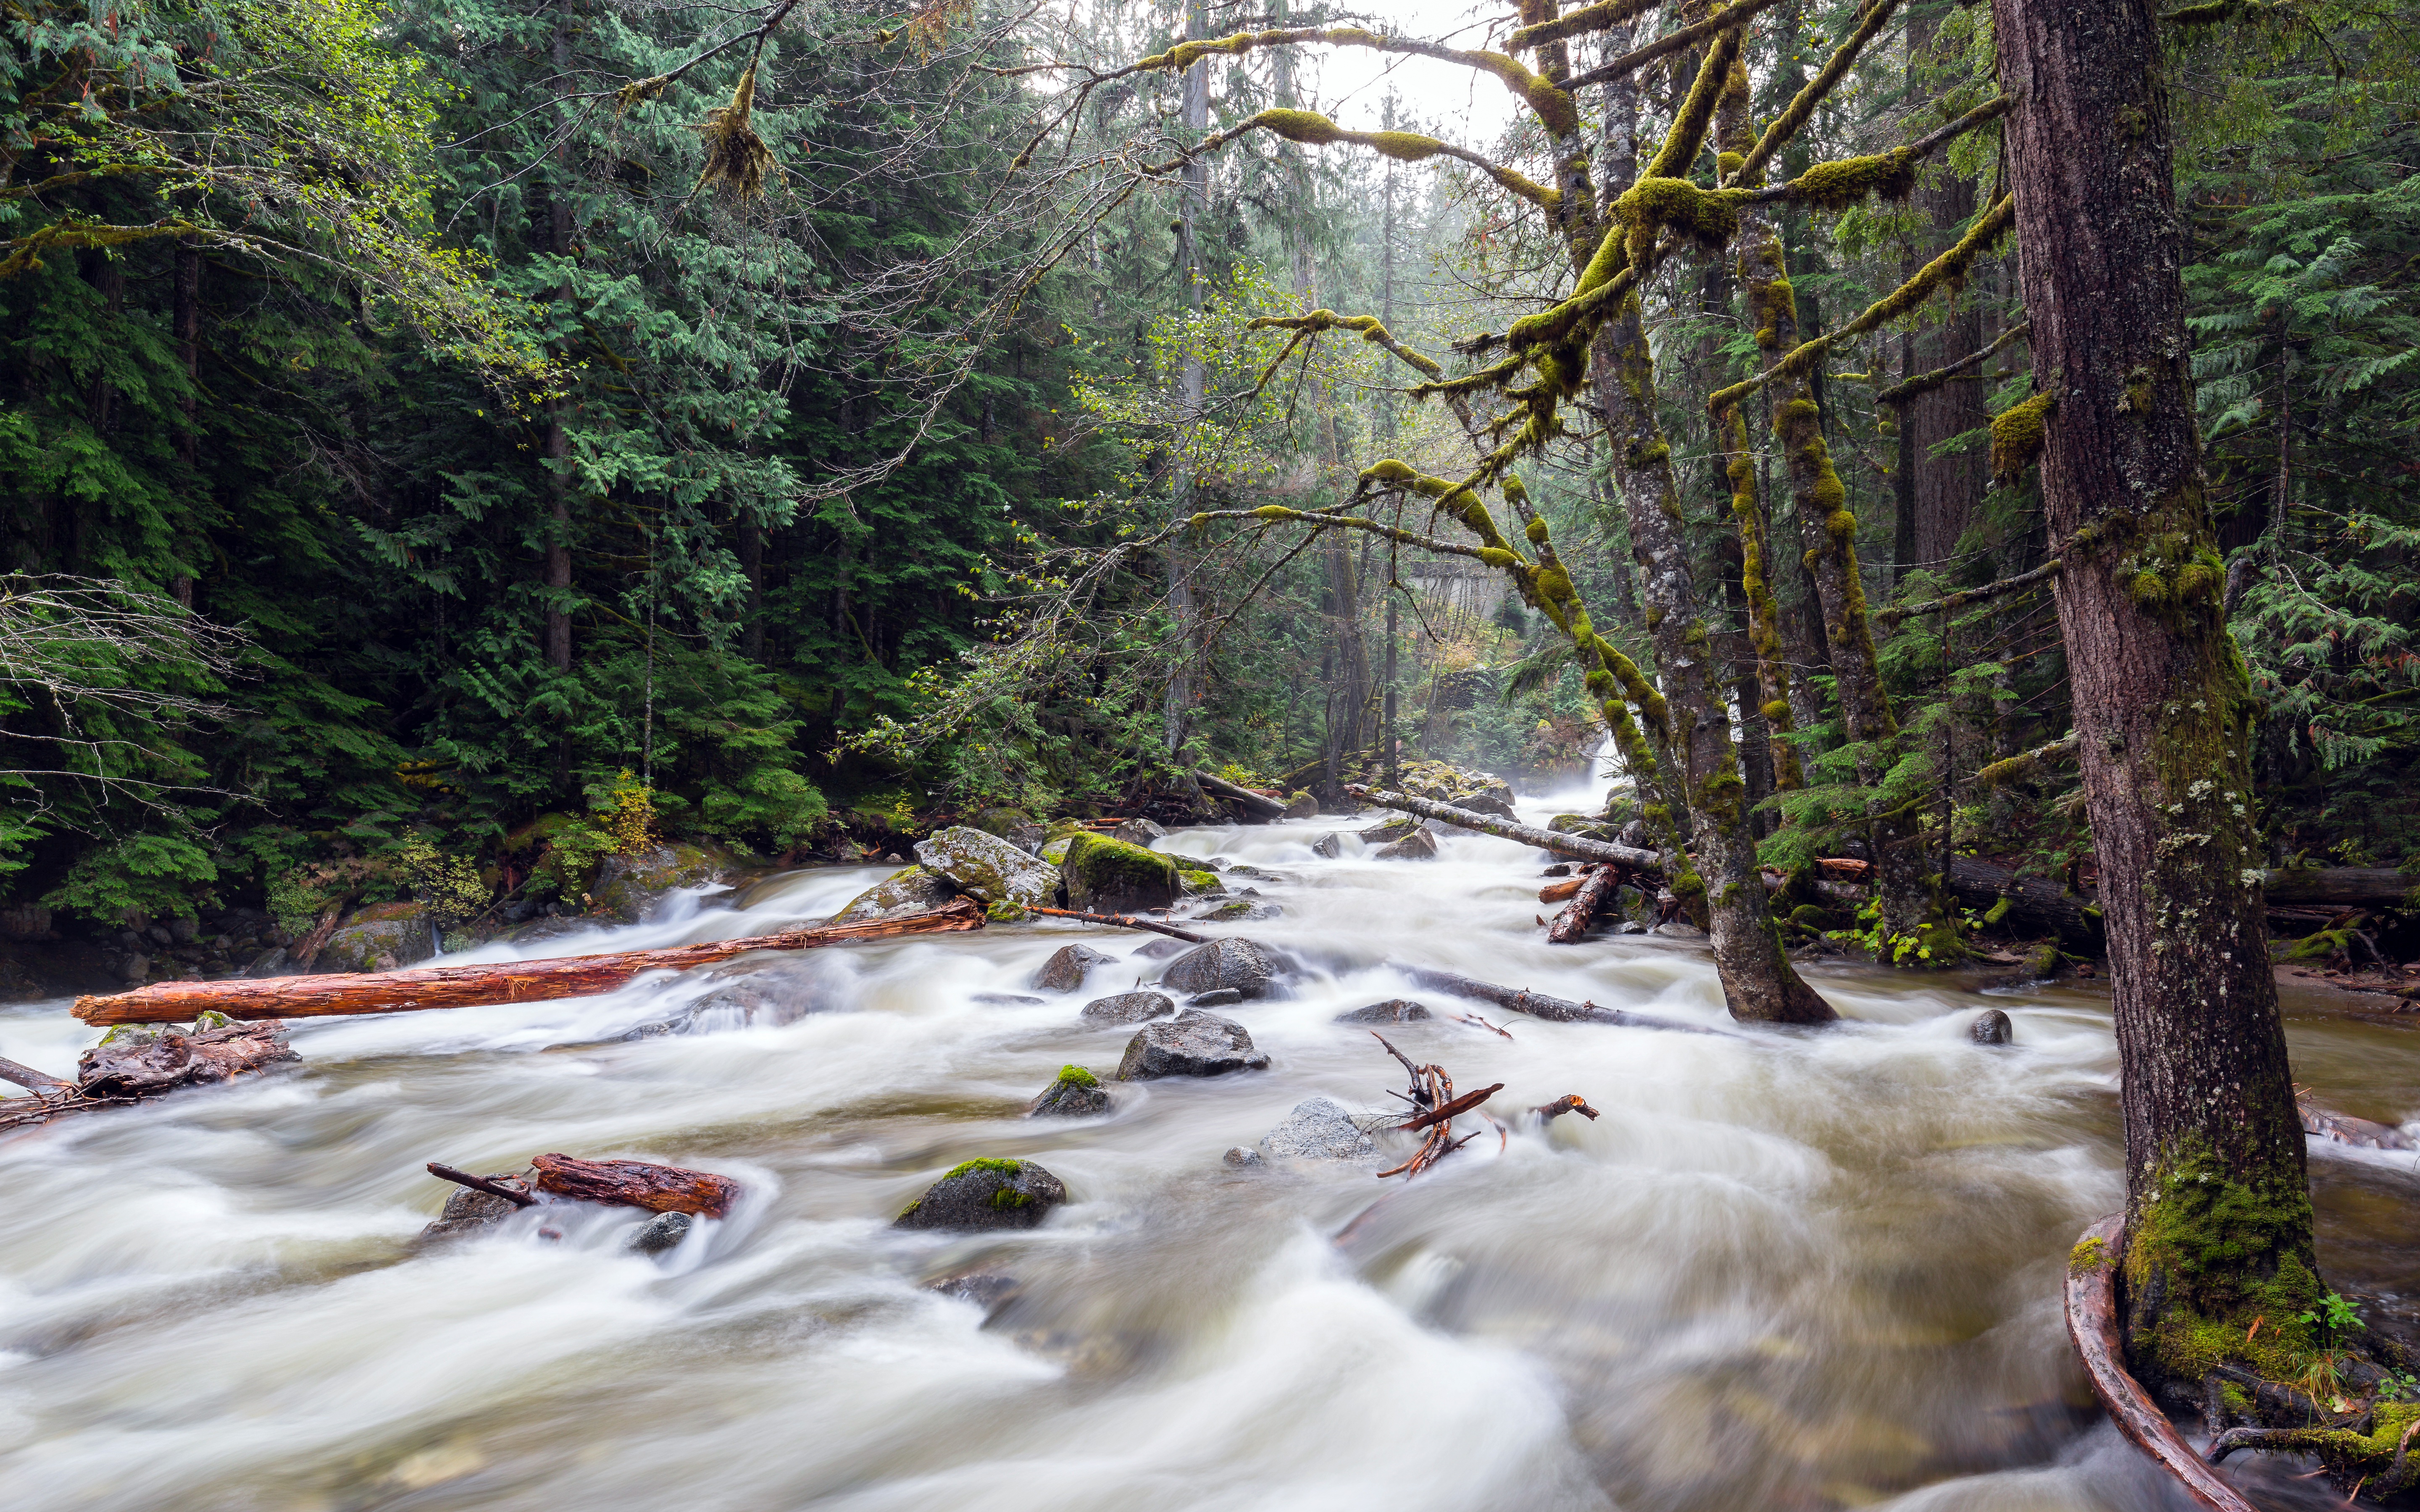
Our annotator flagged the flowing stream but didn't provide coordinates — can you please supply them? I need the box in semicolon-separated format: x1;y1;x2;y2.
4;789;2418;1512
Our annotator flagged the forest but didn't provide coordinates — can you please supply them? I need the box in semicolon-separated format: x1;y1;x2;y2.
4;0;2420;1507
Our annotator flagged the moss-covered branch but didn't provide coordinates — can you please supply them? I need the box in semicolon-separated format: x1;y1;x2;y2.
1971;730;2078;789
1129;26;1578;136
1875;555;2062;625
1506;0;1662;52
1206;109;1560;210
1559;0;1795;90
1737;98;2015;210
1724;0;1906;189
1877;321;2029;405
1246;310;1444;379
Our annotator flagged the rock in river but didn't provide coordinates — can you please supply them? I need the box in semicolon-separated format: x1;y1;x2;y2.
831;865;957;924
626;1210;693;1254
1158;937;1283;1000
1117;1010;1269;1080
1059;832;1181;915
1969;1008;2013;1046
1033;942;1117;993
1259;1097;1376;1163
913;826;1060;914
1027;1064;1111;1117
1082;990;1173;1026
1374;827;1438;861
894;1158;1068;1231
1310;832;1342;858
1335;999;1431;1024
1111;817;1167;848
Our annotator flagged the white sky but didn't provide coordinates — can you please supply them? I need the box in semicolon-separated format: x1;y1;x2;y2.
1290;1;1524;147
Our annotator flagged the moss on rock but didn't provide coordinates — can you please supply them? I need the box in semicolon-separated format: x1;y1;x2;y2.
1060;831;1181;914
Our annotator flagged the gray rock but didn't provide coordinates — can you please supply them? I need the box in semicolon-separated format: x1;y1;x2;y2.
1259;1096;1376;1162
1159;937;1283;999
913;826;1060;913
1186;988;1244;1008
626;1210;694;1255
929;1271;1021;1310
593;844;731;924
1034;942;1117;993
1547;813;1620;843
416;1173;528;1243
1111;817;1167;847
685;955;841;1028
1615;884;1655;929
1618;818;1652;849
240;946;289;978
120;953;149;982
1335;998;1431;1024
831;865;957;924
1128;937;1192;960
971;992;1045;1007
1059;832;1181;914
1449;790;1520;822
1653;920;1707;939
1618;921;1647;934
1970;1008;2014;1046
1357;816;1419;843
1375;827;1439;861
1310;832;1342;859
1223;1146;1264;1168
893;1159;1068;1231
166;916;199;945
1282;791;1319;819
969;808;1046;854
1027;1065;1111;1117
1117;1010;1268;1080
1177;866;1227;897
316;903;437;974
1081;990;1173;1026
1194;899;1281;922
1224;864;1278;882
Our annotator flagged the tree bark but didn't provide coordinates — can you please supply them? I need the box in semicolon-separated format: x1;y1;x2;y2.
1993;0;2310;1385
1547;862;1623;944
75;899;987;1024
1902;10;1989;577
531;1153;740;1218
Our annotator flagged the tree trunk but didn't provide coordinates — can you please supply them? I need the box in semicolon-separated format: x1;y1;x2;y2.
1164;0;1209;754
173;236;203;470
1992;0;2310;1389
1902;10;1989;578
1347;785;1660;868
1548;862;1623;943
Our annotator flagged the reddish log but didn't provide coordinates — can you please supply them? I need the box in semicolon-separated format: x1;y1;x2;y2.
2065;1214;2259;1512
1538;876;1585;903
531;1153;739;1218
74;897;986;1025
1548;864;1623;944
1397;1082;1504;1133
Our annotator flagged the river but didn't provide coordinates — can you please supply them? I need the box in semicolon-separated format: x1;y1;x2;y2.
3;790;2417;1512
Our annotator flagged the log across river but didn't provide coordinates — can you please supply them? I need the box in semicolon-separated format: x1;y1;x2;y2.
2;786;2416;1511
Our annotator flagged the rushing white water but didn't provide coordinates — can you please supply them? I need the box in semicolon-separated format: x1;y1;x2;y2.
3;798;2416;1512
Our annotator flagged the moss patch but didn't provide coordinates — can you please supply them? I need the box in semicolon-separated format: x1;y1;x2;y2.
1990;392;2056;480
942;1157;1026;1181
1054;1064;1098;1089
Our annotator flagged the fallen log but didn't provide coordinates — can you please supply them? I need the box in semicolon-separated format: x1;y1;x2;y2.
2065;1214;2259;1512
78;1020;298;1094
1538;876;1585;903
531;1152;739;1218
1946;857;2103;948
2261;868;2412;907
1533;1094;1601;1123
0;1055;71;1092
1195;769;1287;820
1344;785;1662;868
1397;965;1733;1037
1548;863;1624;945
427;1162;538;1208
2299;1096;2415;1151
1025;905;1209;943
1398;1081;1503;1132
74;896;987;1025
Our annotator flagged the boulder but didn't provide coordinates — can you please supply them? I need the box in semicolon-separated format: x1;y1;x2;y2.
1547;813;1621;843
1259;1097;1376;1162
1310;832;1342;859
1969;1008;2014;1046
969;807;1047;854
1128;937;1192;960
1653;920;1707;939
1618;818;1653;849
893;1158;1068;1231
1186;989;1244;1008
971;992;1045;1006
1159;937;1283;1000
1111;817;1168;848
416;1171;529;1244
1060;832;1181;914
626;1210;694;1255
1222;1146;1265;1168
913;826;1059;914
831;865;957;924
1357;816;1419;843
1397;761;1512;808
1375;827;1439;861
1195;899;1281;922
1178;867;1226;898
79;1021;297;1097
1116;1010;1269;1079
1335;999;1431;1024
1283;790;1319;819
593;844;732;924
1080;990;1173;1026
1615;884;1656;929
316;901;437;974
1449;790;1519;822
1027;1064;1111;1117
1034;942;1117;993
684;954;840;1028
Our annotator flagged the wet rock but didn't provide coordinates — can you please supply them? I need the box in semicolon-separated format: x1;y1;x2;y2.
1283;790;1319;819
1335;998;1431;1024
1158;937;1283;999
1357;816;1419;843
893;1158;1068;1231
120;953;150;982
831;865;957;925
913;826;1059;914
686;954;841;1028
1259;1097;1376;1163
79;1021;297;1097
1027;1064;1111;1117
969;807;1047;854
1177;867;1226;898
1541;862;1573;877
1128;937;1192;960
1618;818;1652;849
1223;1146;1265;1168
971;992;1045;1007
593;844;733;924
1310;832;1342;858
1033;942;1117;993
1111;817;1167;848
416;1171;529;1243
316;901;437;974
1194;899;1281;922
1449;790;1519;822
929;1271;1022;1310
1652;920;1707;940
1617;921;1647;934
2023;943;2064;980
1395;761;1512;808
1060;832;1181;915
1375;827;1439;861
1615;884;1655;929
1185;988;1244;1008
1116;1010;1269;1080
626;1210;694;1254
1224;864;1280;882
1080;990;1173;1026
1970;1008;2014;1046
494;914;593;950
1547;813;1620;843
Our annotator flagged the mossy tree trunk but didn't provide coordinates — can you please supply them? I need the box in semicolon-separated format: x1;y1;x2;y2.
1991;0;2312;1381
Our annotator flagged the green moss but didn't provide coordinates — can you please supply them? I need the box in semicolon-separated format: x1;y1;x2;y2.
942;1157;1026;1181
1789;147;1922;211
1055;1064;1098;1089
984;899;1028;923
1614;176;1743;252
2127;1141;2322;1381
1990;392;2055;480
2070;1235;2111;1273
990;1187;1034;1209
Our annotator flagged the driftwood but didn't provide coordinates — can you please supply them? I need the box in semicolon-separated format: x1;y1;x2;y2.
1548;864;1625;945
1370;1035;1493;1179
2299;1096;2415;1151
1025;906;1209;943
1195;769;1287;820
1344;785;1664;868
2065;1214;2259;1512
428;1162;538;1208
1533;1094;1602;1122
1398;965;1733;1037
78;1021;299;1094
0;1055;70;1092
1538;876;1584;903
74;896;987;1025
531;1152;739;1218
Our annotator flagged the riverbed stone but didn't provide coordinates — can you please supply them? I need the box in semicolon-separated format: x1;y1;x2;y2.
316;901;437;974
416;1172;530;1243
1259;1097;1376;1163
1185;988;1244;1008
594;843;733;924
894;1158;1068;1231
1969;1008;2014;1046
1335;999;1431;1024
1283;790;1318;819
1375;827;1438;861
831;865;957;924
1449;790;1519;822
1026;1064;1111;1117
1653;920;1707;940
1158;937;1283;999
1111;817;1167;848
1129;937;1192;959
1080;990;1173;1026
969;807;1047;854
1223;1146;1264;1168
1357;816;1418;843
914;826;1060;914
1116;1010;1269;1079
1310;832;1342;858
1060;832;1181;914
1548;813;1621;843
626;1210;694;1254
1034;942;1117;993
1178;868;1226;897
686;954;840;1028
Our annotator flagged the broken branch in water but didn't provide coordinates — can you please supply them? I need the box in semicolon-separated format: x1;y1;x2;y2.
1547;862;1625;944
74;897;987;1025
1452;1011;1514;1040
530;1152;741;1218
1343;784;1663;868
427;1162;539;1208
1398;1082;1504;1132
1397;964;1733;1036
0;1055;71;1092
1025;906;1209;942
1533;1094;1602;1122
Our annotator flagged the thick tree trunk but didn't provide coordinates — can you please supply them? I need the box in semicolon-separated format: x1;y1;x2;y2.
1993;0;2310;1386
1902;11;1989;577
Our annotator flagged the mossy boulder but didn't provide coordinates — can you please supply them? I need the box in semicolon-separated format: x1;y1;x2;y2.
830;865;957;924
969;807;1045;852
317;901;436;974
892;1158;1068;1231
1059;832;1181;914
1026;1064;1110;1118
1548;813;1621;843
913;826;1059;914
1396;760;1512;807
1447;789;1519;822
1282;790;1318;819
1375;827;1439;861
1111;817;1167;848
1178;868;1225;897
593;843;734;924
